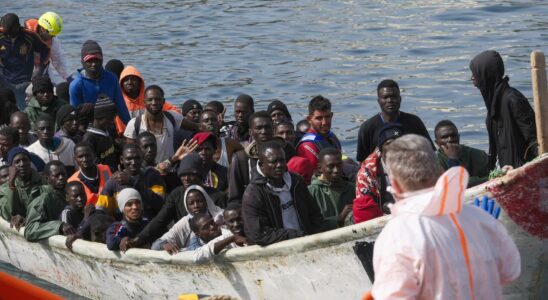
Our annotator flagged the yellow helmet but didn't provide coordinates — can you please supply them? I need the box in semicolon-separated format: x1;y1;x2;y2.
38;12;63;36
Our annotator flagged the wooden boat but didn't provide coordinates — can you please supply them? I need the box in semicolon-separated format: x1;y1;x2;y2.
0;154;546;300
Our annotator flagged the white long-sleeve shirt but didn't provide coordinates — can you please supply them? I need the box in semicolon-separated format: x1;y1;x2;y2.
191;229;236;263
48;38;69;81
372;167;520;300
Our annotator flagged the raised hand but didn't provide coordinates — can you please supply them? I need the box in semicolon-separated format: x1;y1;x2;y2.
440;143;460;160
171;139;199;162
473;195;501;219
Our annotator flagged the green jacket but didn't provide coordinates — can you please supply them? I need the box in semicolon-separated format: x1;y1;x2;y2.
24;96;67;132
24;185;66;242
0;170;44;220
436;145;490;187
307;175;355;229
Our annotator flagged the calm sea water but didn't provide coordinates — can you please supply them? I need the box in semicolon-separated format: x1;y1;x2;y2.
2;0;548;296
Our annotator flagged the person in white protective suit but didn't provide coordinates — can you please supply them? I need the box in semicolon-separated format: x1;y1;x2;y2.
369;134;520;300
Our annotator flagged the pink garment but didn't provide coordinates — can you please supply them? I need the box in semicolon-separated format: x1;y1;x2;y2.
372;167;520;300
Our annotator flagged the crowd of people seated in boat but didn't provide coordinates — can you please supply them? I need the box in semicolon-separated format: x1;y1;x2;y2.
0;12;538;263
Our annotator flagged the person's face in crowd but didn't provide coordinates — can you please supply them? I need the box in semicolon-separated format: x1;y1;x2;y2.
83;58;102;77
0;167;10;184
250;117;273;143
196;141;215;167
144;89;165;115
195;215;221;243
36;119;54;144
74;146;95;171
66;184;87;210
35;88;54;107
121;75;141;97
307;110;333;136
180;173;202;188
186;190;207;215
47;164;68;191
270;109;288;125
138;136;157;166
274;123;295;146
200;111;220;135
186;108;202;124
0;134;14;158
121;148;142;176
377;87;401;115
319;153;343;183
123;199;142;222
224;209;244;236
234;102;252;127
12;153;31;180
259;148;287;182
62;117;79;136
10;115;31;141
435;125;460;148
95;115;115;131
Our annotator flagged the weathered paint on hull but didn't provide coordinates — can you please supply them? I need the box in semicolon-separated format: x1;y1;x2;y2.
0;155;546;299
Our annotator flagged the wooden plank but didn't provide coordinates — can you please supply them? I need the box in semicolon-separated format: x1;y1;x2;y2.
531;51;548;154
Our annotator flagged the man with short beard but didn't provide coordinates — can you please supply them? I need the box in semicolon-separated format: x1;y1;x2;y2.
25;160;76;242
242;141;328;246
24;75;66;131
96;144;166;220
0;147;43;228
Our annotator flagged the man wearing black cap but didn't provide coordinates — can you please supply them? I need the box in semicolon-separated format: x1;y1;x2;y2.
267;100;292;125
356;79;433;162
24;75;67;131
182;99;202;124
55;104;82;143
355;123;404;217
82;95;120;172
227;94;255;147
0;13;50;110
69;40;131;128
0;147;44;230
120;153;227;251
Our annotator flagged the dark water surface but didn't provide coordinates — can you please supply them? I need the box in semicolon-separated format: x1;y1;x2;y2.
2;0;548;296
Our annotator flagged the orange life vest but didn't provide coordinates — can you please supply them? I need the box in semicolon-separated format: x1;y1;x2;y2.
68;164;112;206
24;19;53;68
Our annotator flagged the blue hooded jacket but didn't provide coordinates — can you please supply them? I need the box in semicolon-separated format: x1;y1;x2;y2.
69;68;130;124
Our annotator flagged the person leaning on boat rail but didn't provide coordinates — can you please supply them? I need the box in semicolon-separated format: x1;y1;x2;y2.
242;140;330;246
356;79;433;162
187;213;247;263
152;184;224;255
59;181;88;229
24;12;69;83
354;123;404;223
24;161;77;242
106;188;149;251
367;134;520;300
307;148;355;228
470;50;538;169
0;147;43;229
434;120;490;187
96;143;166;220
122;153;227;251
0;13;50;110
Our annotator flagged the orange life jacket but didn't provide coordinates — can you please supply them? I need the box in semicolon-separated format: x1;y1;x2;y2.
68;164;112;206
24;19;52;67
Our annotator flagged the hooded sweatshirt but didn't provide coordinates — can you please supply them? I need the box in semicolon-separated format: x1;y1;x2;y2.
156;185;224;249
469;50;537;168
371;167;520;299
119;66;181;119
307;175;355;229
